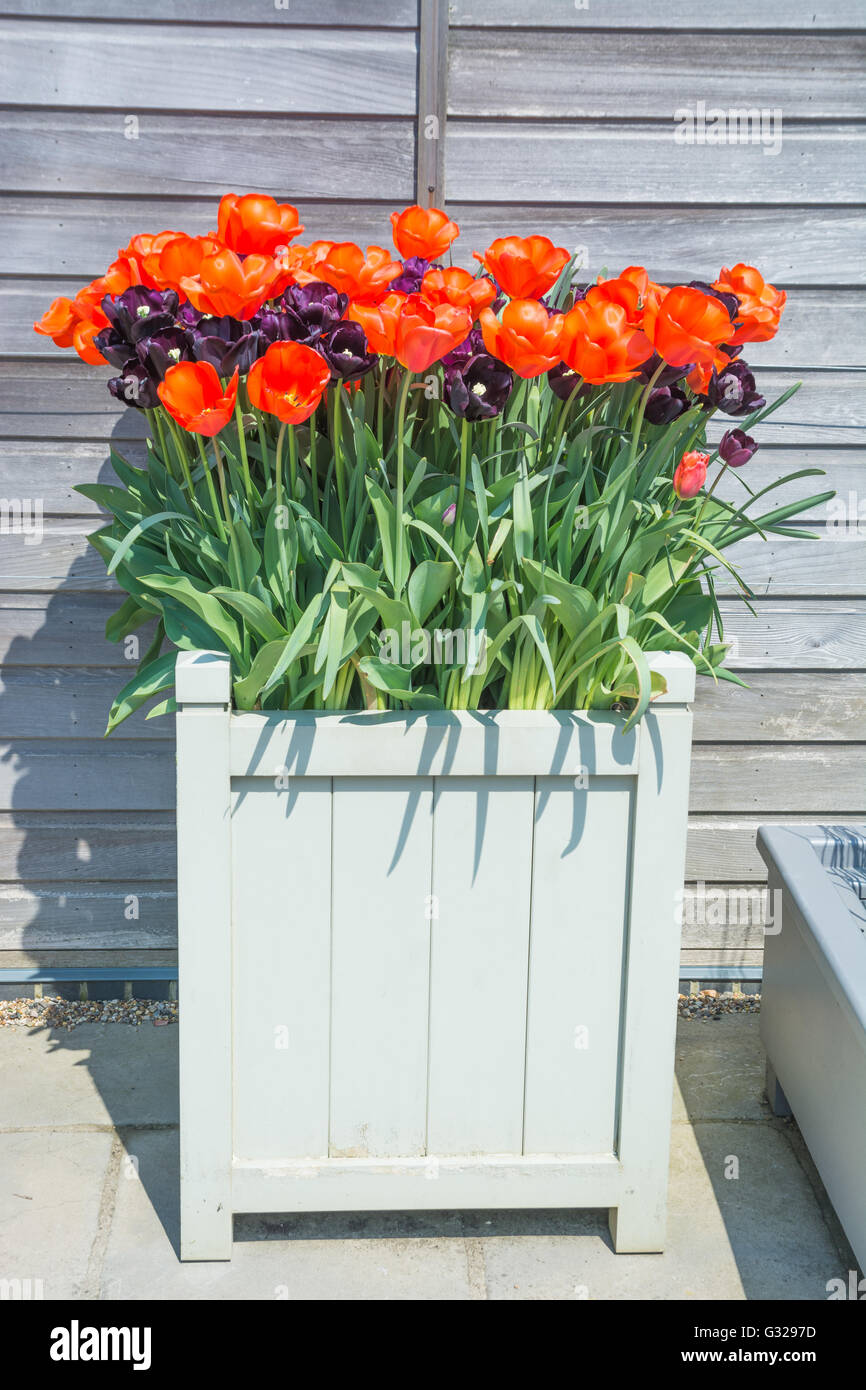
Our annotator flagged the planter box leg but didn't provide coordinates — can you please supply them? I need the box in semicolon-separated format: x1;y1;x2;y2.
765;1058;793;1117
608;1190;667;1254
176;651;233;1262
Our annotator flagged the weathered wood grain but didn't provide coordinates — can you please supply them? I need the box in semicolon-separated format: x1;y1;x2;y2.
1;594;862;670
0;667;174;739
449;32;866;119
12;281;865;368
449;0;866;26
446;122;866;205
0;884;176;949
4;197;863;286
679;949;763;970
0;594;158;667
0;113;415;200
3;515;859;594
0;742;176;810
0;811;175;881
3;441;856;523
691;672;866;741
688;745;866;814
4;363;858;444
0;948;177;968
0;1;418;22
685;816;866;882
0;21;417;114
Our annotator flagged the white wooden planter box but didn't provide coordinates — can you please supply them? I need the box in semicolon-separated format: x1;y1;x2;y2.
758;825;866;1271
176;649;695;1261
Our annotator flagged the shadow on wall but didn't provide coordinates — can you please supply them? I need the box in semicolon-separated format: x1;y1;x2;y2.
1;409;177;995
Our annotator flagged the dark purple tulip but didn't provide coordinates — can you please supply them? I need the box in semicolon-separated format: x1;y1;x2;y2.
222;331;265;376
277;282;348;343
101;286;179;341
718;428;758;467
390;256;429;295
645;385;690;426
176;301;204;330
94;324;137;369
706;359;765;416
107;358;159;411
135;325;193;379
320;322;375;382
547;362;590;402
190;315;252;372
636;351;693;388
445;352;513;420
687;280;740;322
441;323;485;376
256;307;297;344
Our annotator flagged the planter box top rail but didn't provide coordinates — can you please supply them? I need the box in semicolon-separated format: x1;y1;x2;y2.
176;649;695;780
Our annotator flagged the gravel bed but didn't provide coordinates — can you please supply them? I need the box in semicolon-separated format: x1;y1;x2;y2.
0;996;178;1031
678;990;761;1020
0;991;756;1030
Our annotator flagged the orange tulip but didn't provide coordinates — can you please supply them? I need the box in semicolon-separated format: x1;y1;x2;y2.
643;285;733;368
479;299;564;378
473;236;569;300
714;263;786;345
583;277;643;327
180;248;279;320
158;362;239;436
34;297;78;348
618;265;667;314
390;205;459;261
419;266;496;319
247;341;331;425
34;290;108;363
559;300;652;384
394;295;472;373
299;243;401;303
347;292;406;356
216;193;305;257
148;234;222;296
673;450;710;499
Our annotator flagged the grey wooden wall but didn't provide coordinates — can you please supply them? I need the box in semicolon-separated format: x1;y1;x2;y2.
0;0;864;977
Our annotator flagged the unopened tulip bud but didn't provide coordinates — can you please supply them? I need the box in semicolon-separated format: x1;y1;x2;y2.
673;450;710;499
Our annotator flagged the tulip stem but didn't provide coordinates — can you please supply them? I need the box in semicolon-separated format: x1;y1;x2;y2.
287;423;298;501
234;401;253;507
551;376;583;463
212;435;243;589
275;422;293;602
196;434;226;543
309;408;320;520
394;370;414;595
332;387;348;553
628;361;665;466
254;409;271;490
456;417;470;534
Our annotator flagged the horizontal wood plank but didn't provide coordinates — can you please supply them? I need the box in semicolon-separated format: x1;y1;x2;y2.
446;122;866;205
2;363;859;444
449;0;866;27
0;667;174;739
0;947;176;969
0;811;175;881
0;742;176;809
0;441;856;523
0;1;418;22
0;21;417;114
679;949;763;970
688;745;866;814
0;114;415;200
11;282;864;368
2;516;859;594
4;198;864;286
0;884;176;949
0;595;863;672
685;815;866;882
449;31;866;119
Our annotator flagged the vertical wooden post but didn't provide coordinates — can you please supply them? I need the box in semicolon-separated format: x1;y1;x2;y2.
609;652;695;1252
416;0;449;206
176;650;233;1261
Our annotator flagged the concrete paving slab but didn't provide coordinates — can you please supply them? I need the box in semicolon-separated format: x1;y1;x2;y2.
99;1130;474;1301
0;1023;178;1129
675;1015;767;1121
0;1130;114;1299
688;1122;845;1300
